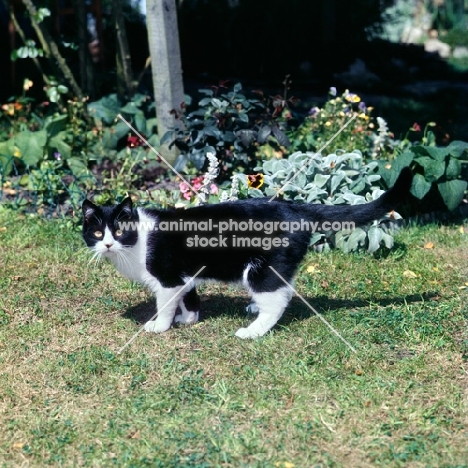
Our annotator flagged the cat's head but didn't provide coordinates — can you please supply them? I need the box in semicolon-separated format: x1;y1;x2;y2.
82;197;139;258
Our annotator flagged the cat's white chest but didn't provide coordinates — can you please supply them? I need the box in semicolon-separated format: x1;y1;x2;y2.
110;209;153;284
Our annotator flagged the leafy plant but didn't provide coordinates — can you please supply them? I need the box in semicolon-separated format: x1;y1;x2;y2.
378;140;468;211
161;81;294;179
10;39;45;61
288;88;395;161
243;150;399;253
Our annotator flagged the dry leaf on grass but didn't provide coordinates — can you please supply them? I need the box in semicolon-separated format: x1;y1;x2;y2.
403;270;418;278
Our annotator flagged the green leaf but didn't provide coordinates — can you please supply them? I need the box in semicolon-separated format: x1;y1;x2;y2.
438;180;467;211
120;102;139;115
146;117;158;134
414;156;445;182
314;173;330;188
160;130;175;146
381;232;394;249
44;114;68;137
135;111;146;133
446;157;462;179
0;140;15;176
410;173;432;199
28;47;38;58
0;154;14;176
47;87;60;103
88;94;121;124
257;125;272;144
248;188;263;197
17;47;29;59
367;226;383;253
379;151;413;187
147;134;160;151
342;228;366;253
330;173;344;195
350;178;366;195
15;130;47;166
424;146;450;161
271;125;291;147
447;140;468;159
68;157;88;176
49;134;72;159
309;232;324;246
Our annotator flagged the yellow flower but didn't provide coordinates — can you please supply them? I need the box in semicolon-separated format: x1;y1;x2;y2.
358;113;369;120
23;79;33;91
306;264;321;274
325;121;332;127
345;93;361;103
13;147;21;158
2;104;15;116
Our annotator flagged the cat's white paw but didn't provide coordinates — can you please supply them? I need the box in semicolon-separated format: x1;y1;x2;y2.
174;311;199;325
245;302;260;314
235;327;263;339
144;320;171;334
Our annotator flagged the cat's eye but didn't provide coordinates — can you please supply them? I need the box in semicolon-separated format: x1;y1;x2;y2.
94;230;103;238
115;229;123;237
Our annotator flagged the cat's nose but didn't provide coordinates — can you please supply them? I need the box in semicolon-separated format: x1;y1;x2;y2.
105;243;113;249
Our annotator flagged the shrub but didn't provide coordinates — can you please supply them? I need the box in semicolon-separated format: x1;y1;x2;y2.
161;82;294;179
288;88;395;161
378;140;468;211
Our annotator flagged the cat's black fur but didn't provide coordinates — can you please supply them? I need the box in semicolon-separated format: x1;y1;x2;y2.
82;167;412;338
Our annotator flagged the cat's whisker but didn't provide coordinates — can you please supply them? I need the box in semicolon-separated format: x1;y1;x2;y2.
87;250;102;269
115;250;130;271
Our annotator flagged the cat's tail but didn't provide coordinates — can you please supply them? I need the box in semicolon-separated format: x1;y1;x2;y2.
303;167;413;225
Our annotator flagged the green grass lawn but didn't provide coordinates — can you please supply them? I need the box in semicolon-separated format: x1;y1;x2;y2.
0;207;467;467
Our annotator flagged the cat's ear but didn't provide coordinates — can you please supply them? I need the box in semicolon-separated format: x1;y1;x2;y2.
118;196;133;217
82;199;97;222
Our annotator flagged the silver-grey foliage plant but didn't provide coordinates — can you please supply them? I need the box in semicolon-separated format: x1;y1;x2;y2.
242;150;400;254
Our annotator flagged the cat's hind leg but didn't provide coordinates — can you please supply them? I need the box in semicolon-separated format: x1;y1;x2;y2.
174;287;200;325
235;286;292;339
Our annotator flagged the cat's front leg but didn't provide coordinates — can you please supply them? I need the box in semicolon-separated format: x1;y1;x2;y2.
144;286;182;334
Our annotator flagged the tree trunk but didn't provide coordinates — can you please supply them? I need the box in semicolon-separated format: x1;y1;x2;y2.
146;0;185;165
113;0;134;99
71;0;89;95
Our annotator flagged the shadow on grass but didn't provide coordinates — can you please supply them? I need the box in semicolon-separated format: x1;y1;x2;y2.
122;290;440;326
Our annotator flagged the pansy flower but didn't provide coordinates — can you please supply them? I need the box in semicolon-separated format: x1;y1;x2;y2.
127;134;147;148
344;91;361;103
247;174;264;189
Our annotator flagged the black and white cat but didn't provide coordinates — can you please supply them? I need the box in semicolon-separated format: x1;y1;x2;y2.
82;167;412;339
